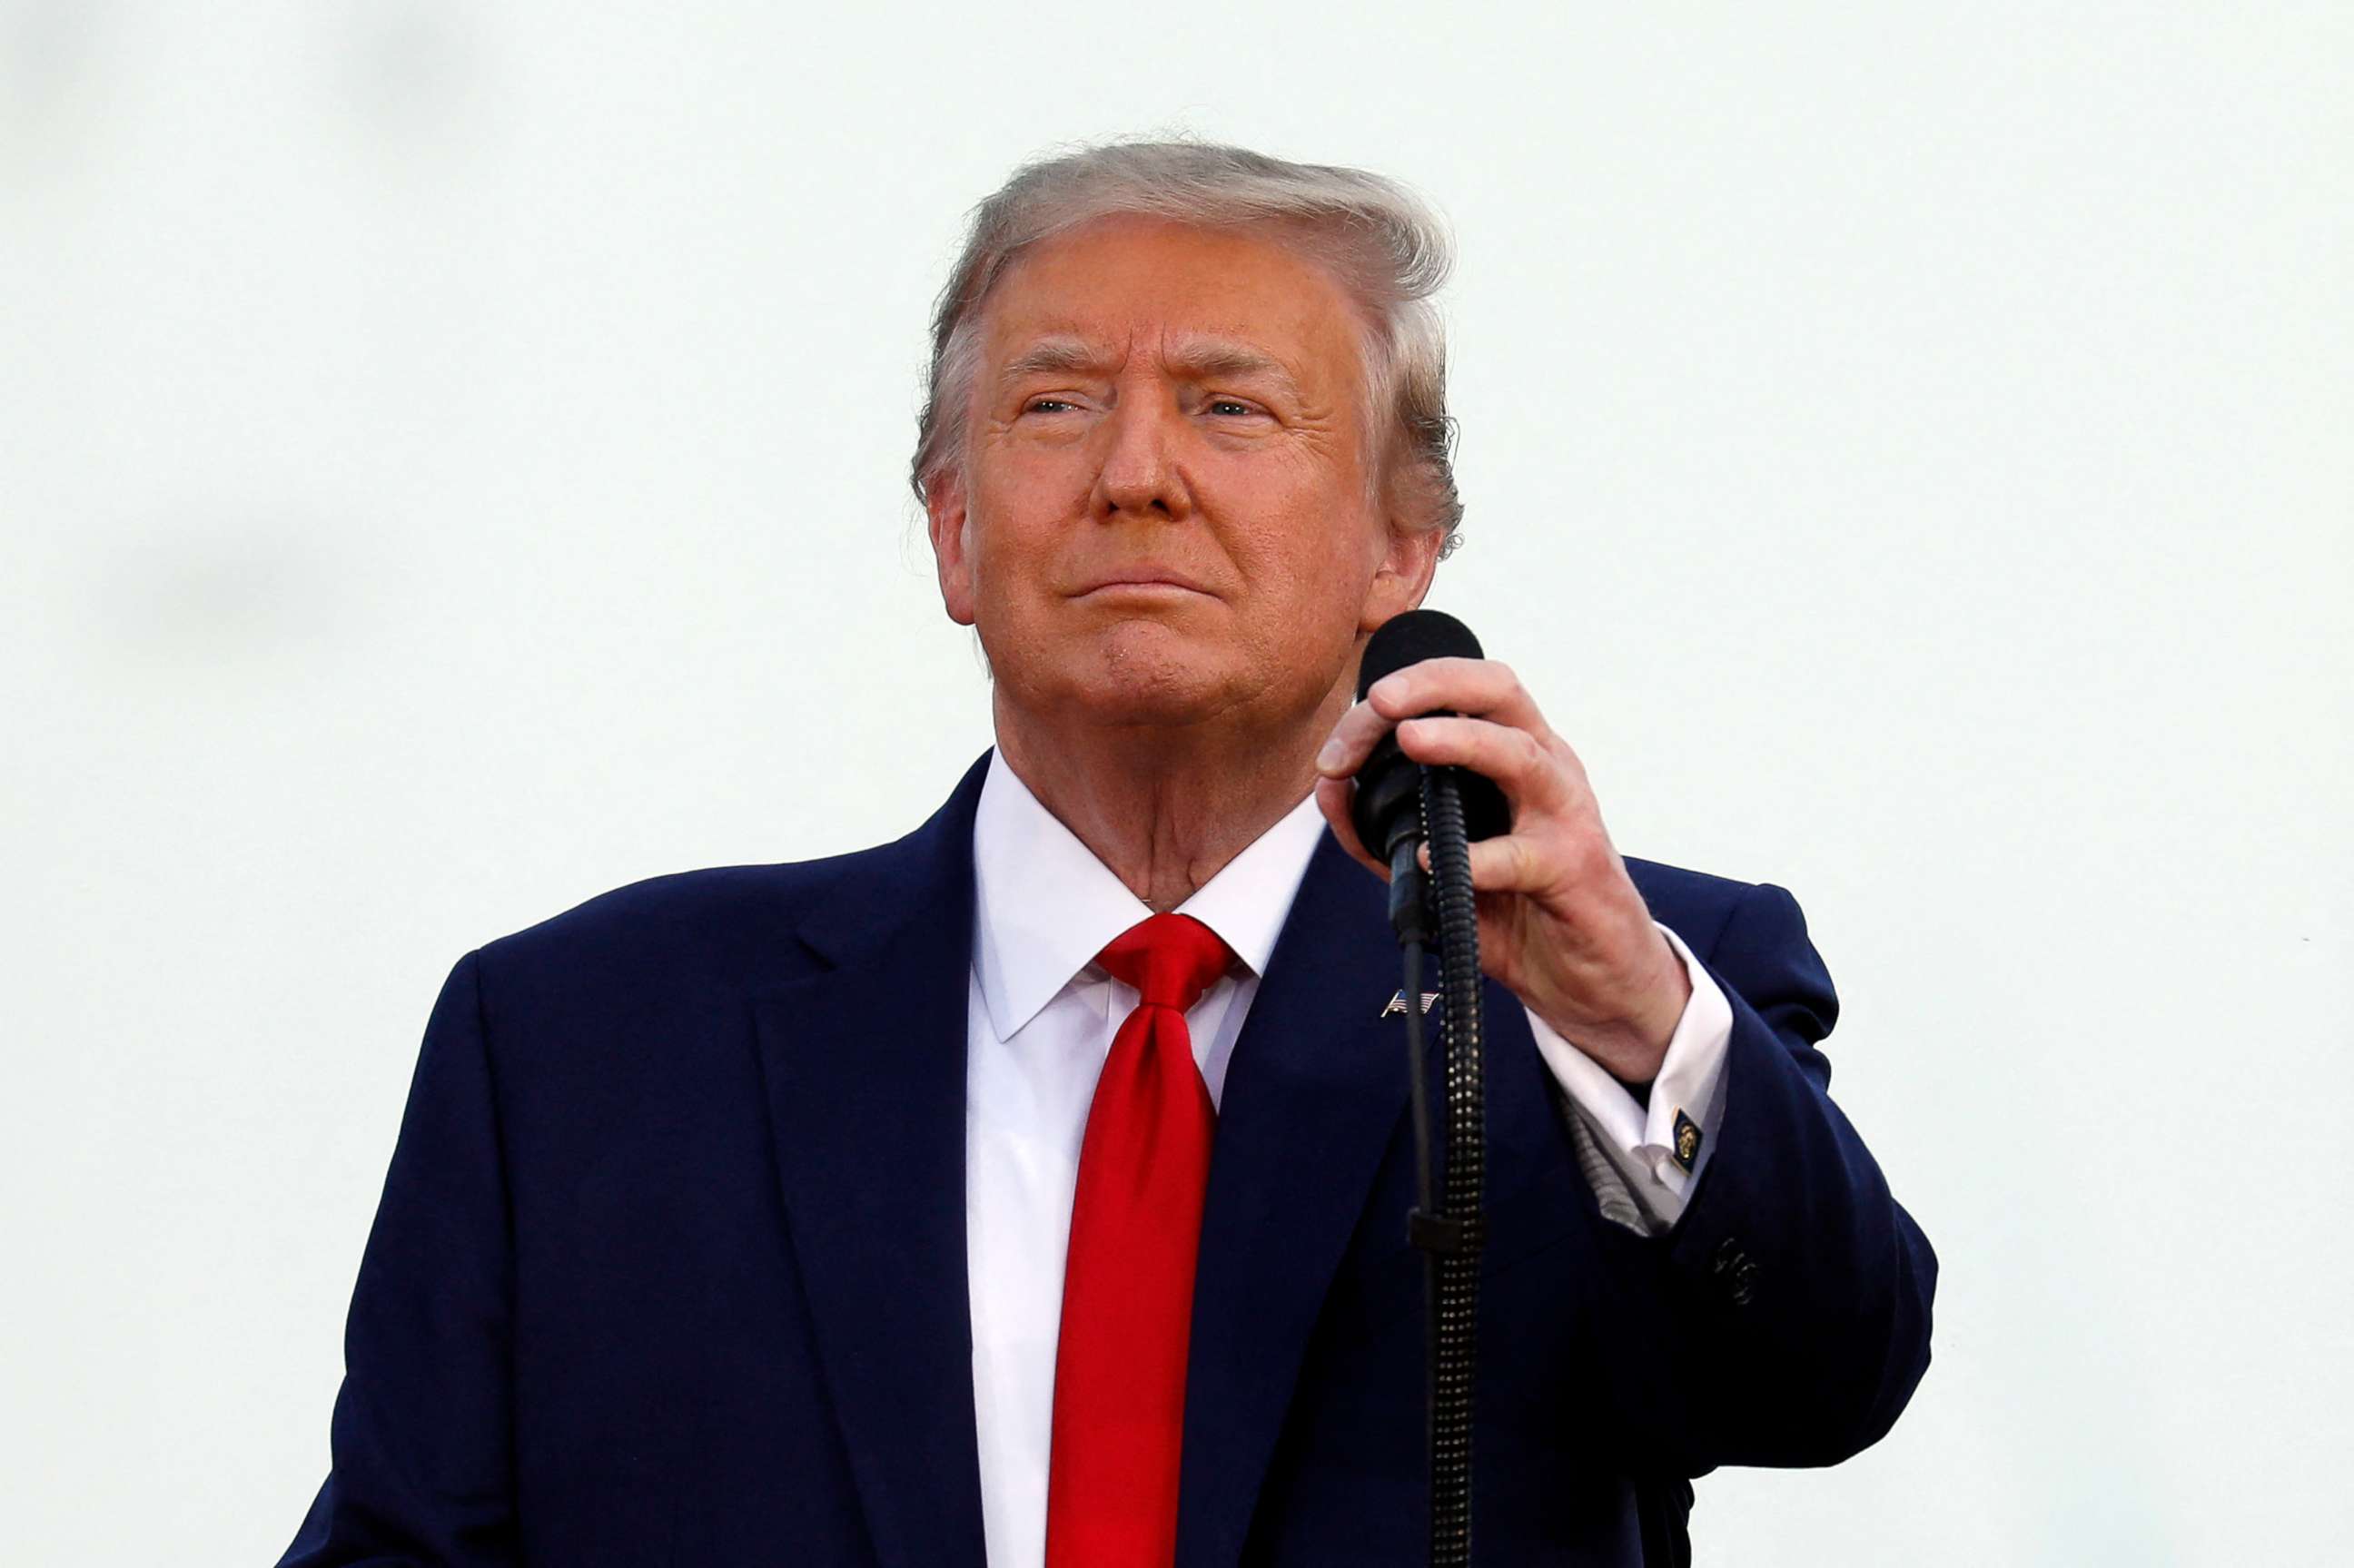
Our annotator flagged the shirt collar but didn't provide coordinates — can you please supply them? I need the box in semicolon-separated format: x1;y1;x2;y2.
970;749;1329;1039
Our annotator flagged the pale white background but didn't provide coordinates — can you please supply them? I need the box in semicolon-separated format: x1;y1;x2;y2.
4;2;2347;1563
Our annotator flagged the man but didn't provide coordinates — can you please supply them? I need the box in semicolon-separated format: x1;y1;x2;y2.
280;140;1935;1566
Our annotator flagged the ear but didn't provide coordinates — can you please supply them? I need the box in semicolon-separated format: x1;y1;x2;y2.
1358;518;1445;633
925;468;978;626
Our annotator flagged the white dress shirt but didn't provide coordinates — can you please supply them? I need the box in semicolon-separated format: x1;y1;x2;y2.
963;750;1733;1568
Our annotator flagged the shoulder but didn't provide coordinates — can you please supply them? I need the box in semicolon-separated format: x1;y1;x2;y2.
1624;853;1835;1040
455;753;990;1035
1623;854;1825;981
464;839;916;1022
1622;853;1772;949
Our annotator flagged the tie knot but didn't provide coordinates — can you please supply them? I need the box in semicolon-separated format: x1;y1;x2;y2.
1094;912;1235;1013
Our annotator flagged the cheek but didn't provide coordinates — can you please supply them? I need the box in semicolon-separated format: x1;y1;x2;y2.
1218;469;1384;597
971;460;1092;564
966;484;1053;570
988;430;1099;502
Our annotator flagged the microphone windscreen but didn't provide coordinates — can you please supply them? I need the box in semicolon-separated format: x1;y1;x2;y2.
1358;609;1485;700
1349;607;1514;853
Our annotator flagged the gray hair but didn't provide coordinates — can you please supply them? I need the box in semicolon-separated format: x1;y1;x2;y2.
910;138;1464;557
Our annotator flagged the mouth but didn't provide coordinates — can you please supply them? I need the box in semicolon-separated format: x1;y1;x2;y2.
1070;568;1217;600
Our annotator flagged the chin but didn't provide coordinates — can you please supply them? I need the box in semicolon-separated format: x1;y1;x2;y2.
1041;622;1249;728
1081;661;1238;729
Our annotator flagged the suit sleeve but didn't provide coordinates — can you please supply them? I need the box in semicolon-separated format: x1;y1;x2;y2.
277;950;519;1565
1577;882;1938;1474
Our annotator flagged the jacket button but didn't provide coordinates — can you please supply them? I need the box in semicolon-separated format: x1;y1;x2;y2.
1708;1238;1758;1305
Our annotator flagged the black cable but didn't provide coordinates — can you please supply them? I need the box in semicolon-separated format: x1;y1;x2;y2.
1400;936;1437;1228
1400;932;1440;1510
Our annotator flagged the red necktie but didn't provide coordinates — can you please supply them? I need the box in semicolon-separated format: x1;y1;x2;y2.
1044;912;1233;1568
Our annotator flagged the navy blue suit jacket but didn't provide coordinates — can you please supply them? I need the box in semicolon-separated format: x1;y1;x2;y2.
280;754;1935;1565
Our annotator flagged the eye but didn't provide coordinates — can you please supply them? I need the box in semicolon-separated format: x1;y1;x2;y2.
1206;399;1260;418
1024;397;1077;415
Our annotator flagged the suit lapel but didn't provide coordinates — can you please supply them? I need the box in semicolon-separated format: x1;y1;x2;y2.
747;760;990;1568
1177;833;1414;1568
745;761;1426;1568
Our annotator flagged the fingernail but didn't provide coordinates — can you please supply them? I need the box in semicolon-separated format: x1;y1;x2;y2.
1316;738;1343;773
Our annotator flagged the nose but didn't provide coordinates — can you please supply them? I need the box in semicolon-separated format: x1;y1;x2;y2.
1089;391;1193;522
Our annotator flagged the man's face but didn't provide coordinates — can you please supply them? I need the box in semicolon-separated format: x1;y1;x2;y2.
927;214;1439;738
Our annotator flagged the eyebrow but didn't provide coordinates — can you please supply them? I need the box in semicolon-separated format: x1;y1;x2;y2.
1170;342;1303;401
995;335;1306;403
997;337;1104;383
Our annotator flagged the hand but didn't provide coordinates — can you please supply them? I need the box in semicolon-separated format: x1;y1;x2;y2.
1312;657;1691;1085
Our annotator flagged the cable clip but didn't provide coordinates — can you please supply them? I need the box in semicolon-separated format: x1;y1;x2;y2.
1407;1208;1484;1257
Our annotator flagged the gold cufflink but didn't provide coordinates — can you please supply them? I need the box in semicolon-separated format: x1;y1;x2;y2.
1672;1108;1702;1171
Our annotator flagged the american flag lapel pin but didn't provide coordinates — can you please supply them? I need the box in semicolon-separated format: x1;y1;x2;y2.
1380;990;1442;1020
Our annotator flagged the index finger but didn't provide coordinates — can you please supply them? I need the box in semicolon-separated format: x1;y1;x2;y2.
1366;656;1550;736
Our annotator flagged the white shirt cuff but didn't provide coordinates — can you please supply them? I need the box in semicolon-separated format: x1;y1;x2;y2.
1524;921;1735;1205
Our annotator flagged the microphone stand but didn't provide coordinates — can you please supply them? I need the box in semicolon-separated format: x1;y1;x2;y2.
1390;764;1487;1568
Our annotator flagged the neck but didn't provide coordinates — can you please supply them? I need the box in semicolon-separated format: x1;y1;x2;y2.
993;682;1353;912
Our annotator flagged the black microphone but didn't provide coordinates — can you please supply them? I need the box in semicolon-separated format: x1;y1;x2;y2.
1349;610;1512;942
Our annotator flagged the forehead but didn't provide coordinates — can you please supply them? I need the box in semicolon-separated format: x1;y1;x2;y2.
976;215;1369;393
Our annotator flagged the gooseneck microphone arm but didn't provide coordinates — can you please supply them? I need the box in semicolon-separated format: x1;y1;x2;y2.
1410;762;1487;1568
1350;609;1509;1568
